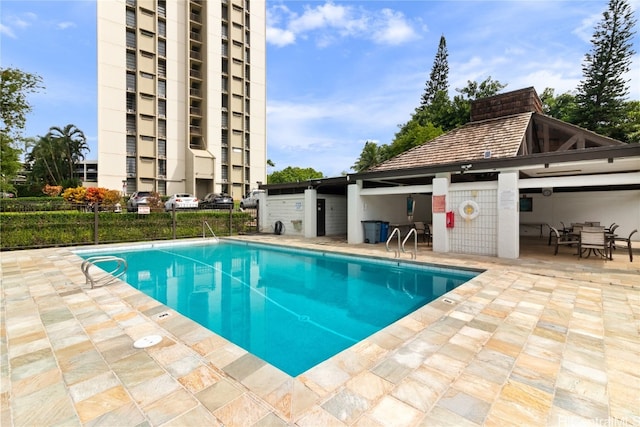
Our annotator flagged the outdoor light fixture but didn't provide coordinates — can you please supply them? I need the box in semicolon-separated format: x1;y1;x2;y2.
460;164;472;173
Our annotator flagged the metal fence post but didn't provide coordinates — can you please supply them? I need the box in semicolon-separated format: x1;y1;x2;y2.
256;199;260;233
94;203;99;244
172;206;176;239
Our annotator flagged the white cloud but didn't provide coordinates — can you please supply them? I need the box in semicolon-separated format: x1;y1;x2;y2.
267;26;296;47
267;1;418;48
56;21;76;30
371;9;419;46
0;24;16;39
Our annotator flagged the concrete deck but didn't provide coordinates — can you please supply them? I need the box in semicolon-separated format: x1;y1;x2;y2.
1;235;638;426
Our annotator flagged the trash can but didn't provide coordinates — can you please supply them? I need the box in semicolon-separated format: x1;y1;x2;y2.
380;221;389;241
361;220;381;244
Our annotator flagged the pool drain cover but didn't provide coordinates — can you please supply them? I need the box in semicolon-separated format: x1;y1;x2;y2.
133;335;162;349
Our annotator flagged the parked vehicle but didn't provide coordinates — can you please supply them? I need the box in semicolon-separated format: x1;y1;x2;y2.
240;189;264;209
126;191;152;212
165;193;199;211
200;193;234;209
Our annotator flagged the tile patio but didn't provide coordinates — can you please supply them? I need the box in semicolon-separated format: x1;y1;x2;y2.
1;235;638;426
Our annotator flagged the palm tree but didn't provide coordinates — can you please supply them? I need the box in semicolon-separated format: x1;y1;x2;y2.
353;140;382;173
46;124;88;181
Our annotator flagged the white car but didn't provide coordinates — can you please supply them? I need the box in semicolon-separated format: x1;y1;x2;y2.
165;193;199;211
240;189;265;209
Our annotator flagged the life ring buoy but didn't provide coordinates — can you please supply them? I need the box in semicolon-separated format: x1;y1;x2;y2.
459;200;480;220
274;220;284;235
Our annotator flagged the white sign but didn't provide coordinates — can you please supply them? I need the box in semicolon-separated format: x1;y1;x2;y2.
138;206;150;214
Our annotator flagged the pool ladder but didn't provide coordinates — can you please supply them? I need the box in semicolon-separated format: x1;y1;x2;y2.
202;220;219;241
81;256;127;289
385;227;417;259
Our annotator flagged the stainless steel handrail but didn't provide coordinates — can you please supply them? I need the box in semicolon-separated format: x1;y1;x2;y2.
402;228;417;259
385;227;401;258
81;256;127;289
202;220;219;241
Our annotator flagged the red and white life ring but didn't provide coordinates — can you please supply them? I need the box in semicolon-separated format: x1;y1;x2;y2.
459;200;480;220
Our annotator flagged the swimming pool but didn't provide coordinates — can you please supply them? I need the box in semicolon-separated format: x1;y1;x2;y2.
77;240;479;376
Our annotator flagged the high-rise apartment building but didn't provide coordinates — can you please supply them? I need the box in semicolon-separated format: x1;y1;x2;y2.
97;0;266;201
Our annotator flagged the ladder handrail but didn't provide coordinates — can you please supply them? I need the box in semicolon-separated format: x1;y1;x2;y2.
385;227;401;258
401;228;417;259
81;256;127;289
202;220;219;241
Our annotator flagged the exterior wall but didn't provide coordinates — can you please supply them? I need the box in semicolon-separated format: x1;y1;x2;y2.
448;186;498;256
519;189;640;242
263;193;348;237
97;0;266;199
264;194;305;236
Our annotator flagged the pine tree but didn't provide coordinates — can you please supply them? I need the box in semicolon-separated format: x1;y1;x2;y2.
420;35;449;108
575;0;636;138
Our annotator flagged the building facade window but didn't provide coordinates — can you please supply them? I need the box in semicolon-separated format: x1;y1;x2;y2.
126;52;136;70
158;139;166;157
126;30;136;48
126;136;136;155
126;73;136;91
126;9;136;27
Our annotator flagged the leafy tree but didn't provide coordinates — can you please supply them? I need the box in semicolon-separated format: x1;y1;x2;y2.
387;120;442;160
353;140;384;172
614;100;640;142
267;166;323;184
420;35;449;108
540;88;578;122
0;68;44;192
575;0;636;138
0;67;44;139
1;133;21;194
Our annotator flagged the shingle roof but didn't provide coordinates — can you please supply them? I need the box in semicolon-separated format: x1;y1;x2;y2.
369;112;532;172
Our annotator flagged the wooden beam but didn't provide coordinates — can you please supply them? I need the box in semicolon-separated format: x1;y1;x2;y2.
557;134;578;151
543;124;549;152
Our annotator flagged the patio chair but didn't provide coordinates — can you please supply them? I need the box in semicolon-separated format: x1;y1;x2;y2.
413;222;431;244
548;223;569;246
550;227;579;255
612;229;637;262
578;227;609;259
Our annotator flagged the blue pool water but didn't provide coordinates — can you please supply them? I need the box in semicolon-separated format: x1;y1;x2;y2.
77;241;479;376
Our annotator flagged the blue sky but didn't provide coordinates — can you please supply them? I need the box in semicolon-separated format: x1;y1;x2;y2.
2;1;639;178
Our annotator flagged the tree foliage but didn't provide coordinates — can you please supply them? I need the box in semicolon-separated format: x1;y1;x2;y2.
353;141;383;172
0;67;44;139
420;35;449;108
25;124;88;187
267;166;324;184
575;0;636;138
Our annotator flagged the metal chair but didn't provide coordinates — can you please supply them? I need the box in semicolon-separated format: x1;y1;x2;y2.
550;227;579;255
612;229;637;262
578;227;609;259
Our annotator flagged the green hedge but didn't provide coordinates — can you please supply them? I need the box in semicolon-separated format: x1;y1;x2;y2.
0;210;255;250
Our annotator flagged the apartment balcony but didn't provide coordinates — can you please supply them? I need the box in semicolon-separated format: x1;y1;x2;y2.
190;126;202;136
190;69;202;79
190;107;202;116
189;31;202;42
190;50;202;61
189;13;202;23
190;88;202;97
